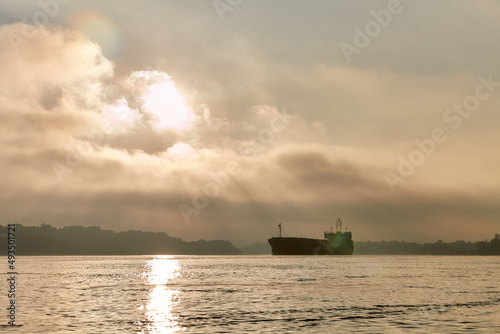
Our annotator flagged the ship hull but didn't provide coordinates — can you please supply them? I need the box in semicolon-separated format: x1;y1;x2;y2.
268;237;353;255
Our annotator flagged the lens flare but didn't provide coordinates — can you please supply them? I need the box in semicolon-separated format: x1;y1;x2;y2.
69;11;123;59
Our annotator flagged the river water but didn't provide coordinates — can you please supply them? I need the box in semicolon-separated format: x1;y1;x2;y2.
1;255;499;333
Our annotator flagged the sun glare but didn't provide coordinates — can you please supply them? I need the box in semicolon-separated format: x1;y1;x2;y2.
141;74;194;131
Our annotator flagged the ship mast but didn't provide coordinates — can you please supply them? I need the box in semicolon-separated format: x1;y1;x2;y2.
278;222;282;238
336;219;342;233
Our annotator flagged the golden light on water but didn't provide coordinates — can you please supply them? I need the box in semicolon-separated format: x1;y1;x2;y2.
141;256;182;333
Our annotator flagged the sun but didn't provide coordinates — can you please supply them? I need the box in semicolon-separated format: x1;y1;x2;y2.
130;71;194;131
143;80;193;131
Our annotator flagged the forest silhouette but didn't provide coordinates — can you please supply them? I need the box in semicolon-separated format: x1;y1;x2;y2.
353;235;500;255
0;224;242;255
1;224;499;255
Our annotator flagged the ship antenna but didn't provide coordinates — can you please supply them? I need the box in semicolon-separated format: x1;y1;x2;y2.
278;222;282;238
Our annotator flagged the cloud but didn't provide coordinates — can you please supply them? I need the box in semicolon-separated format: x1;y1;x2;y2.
0;23;112;109
0;9;499;247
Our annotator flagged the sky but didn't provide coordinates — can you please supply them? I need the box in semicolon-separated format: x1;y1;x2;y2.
0;0;499;246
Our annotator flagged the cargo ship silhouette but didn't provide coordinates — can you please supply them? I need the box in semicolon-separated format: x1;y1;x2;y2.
268;219;354;255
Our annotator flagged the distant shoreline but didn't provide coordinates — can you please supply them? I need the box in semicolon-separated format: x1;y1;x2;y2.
0;224;242;256
1;224;499;256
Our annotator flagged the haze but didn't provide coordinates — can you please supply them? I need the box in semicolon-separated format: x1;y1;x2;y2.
0;0;499;246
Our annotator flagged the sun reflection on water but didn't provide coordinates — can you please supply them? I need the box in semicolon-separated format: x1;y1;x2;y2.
139;256;182;333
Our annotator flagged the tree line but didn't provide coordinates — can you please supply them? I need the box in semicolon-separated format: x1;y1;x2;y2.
2;223;498;255
354;234;500;255
0;224;242;255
